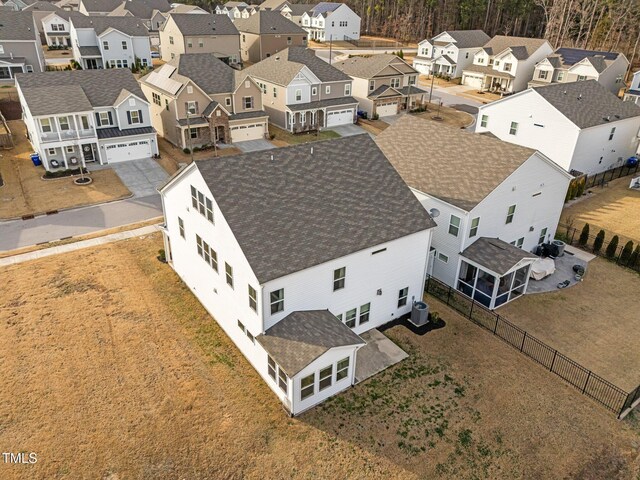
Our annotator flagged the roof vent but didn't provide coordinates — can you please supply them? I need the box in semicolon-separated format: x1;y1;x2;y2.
563;90;567;95
614;114;621;119
310;146;313;155
270;153;274;161
603;116;611;122
577;94;582;100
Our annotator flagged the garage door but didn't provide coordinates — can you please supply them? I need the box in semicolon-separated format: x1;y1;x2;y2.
231;123;265;142
104;139;152;163
326;109;353;127
413;62;430;74
463;74;483;89
376;102;398;117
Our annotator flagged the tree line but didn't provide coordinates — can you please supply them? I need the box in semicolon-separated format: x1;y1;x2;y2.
186;0;640;69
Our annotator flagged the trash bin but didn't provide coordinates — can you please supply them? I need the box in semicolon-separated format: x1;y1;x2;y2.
30;153;41;167
552;239;566;257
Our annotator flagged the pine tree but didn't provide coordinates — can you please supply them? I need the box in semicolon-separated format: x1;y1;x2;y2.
619;241;634;265
605;235;619;259
578;223;589;246
629;245;640;269
593;230;605;254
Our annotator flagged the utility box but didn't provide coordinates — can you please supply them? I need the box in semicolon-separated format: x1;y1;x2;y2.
410;301;429;327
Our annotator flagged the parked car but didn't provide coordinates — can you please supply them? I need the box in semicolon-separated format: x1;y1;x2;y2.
151;51;161;59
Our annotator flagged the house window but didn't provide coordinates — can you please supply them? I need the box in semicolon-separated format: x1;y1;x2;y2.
336;357;349;381
224;97;231;107
248;285;257;311
478;113;488;127
469;217;480;237
273;87;277;98
408;75;416;85
390;78;400;88
344;84;351;96
557;71;565;81
503;63;512;72
178;217;185;238
295;89;302;101
301;373;314;400
287;36;292;45
238;320;245;333
40;118;52;133
448;214;461;237
66;146;74;153
325;85;331;94
103;41;109;50
345;308;356;328
577;75;586;81
58;116;70;131
243;96;253;109
198;38;203;47
539;227;548;244
129;110;141;124
25;65;33;73
369;80;375;91
99;112;110;126
538;70;548;80
246;330;255;344
270;289;284;314
169;36;174;45
438;252;449;263
122;41;127;50
509;121;518;135
225;263;233;288
278;366;288;393
165;99;169;111
516;237;524;248
267;355;277;380
333;267;345;291
80;116;90;129
398;287;408;308
359;303;370;325
609;127;616;141
191;186;214;223
195;234;218;271
506;204;516;224
152;92;161;105
190;128;198;139
319;365;333;391
311;86;317;96
48;148;56;155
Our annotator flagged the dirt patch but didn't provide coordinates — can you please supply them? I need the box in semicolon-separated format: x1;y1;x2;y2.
0;121;131;220
269;125;340;146
157;137;242;174
412;105;474;129
500;257;640;391
0;235;638;478
562;175;640;245
358;118;389;136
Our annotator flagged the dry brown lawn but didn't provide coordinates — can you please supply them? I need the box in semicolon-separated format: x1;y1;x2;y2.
269;125;339;147
412;104;474;129
0;121;131;220
500;257;640;391
357;118;389;136
1;234;639;479
157;137;242;174
562;175;640;244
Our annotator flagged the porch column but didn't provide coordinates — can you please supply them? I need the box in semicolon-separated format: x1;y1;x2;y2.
54;116;62;141
61;146;68;169
94;143;104;165
489;273;499;309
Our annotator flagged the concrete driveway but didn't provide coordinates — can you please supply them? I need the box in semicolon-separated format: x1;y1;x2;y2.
380;114;404;125
328;124;369;137
110;158;169;198
236;139;275;152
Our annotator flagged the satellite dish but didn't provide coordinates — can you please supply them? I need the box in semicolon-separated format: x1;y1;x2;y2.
429;208;440;218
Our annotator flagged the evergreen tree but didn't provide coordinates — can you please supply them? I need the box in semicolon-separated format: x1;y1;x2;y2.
578;223;589;246
593;230;605;254
605;235;619;259
619;241;634;265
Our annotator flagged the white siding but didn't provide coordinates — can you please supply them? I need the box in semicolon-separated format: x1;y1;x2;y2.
322;4;361;41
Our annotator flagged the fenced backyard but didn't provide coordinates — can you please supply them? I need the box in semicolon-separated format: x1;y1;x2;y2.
424;276;640;418
0;91;21;121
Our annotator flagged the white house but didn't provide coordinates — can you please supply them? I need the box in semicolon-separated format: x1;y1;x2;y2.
475;80;640;174
16;69;158;171
461;35;553;93
300;3;360;42
624;70;640;105
529;47;628;95
42;10;74;47
376;115;572;309
70;15;152;70
159;134;435;414
413;30;490;78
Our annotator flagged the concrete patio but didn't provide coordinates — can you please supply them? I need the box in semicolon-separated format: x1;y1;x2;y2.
235;139;275;152
526;245;594;294
355;329;408;383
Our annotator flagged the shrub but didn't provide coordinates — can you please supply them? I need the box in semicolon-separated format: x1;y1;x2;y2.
629;245;640;268
565;183;576;202
575;177;586;197
397;49;404;59
593;230;605;254
183;147;191;154
578;223;590;246
371;113;379;120
620;241;634;265
605;235;619;258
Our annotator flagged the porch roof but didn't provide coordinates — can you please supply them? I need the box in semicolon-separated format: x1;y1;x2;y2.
229;110;268;121
368;85;402;99
461;237;537;276
287;96;358;111
176;117;208;127
0;57;26;65
463;64;514;79
257;310;365;377
399;85;427;96
97;126;155;139
78;46;101;57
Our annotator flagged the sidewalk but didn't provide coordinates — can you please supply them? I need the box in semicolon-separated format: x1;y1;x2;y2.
0;224;159;267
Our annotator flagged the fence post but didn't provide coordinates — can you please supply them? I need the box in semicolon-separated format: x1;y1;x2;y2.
446;285;451;306
493;315;499;334
425;275;430;294
582;371;592;394
550;350;557;372
520;331;527;352
469;299;475;320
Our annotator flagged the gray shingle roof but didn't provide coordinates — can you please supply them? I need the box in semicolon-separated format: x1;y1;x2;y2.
16;69;146;115
0;11;38;41
287;95;357;111
462;63;515;79
229;110;268;120
193;134;436;283
368;85;401;98
169;13;238;36
78;45;101;56
19;85;93;116
257;310;365;377
71;15;150;36
441;30;490;49
461;237;537;276
172;53;236;94
333;54;416;79
375;115;537;211
233;10;305;34
288;3;314;15
80;0;122;13
399;85;427;96
97;126;155;138
534;79;640;129
120;0;171;19
244;46;350;85
482;35;549;59
258;0;287;10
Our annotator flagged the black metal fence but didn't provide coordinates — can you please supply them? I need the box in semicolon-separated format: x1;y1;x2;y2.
580;163;640;189
424;276;639;418
556;223;640;273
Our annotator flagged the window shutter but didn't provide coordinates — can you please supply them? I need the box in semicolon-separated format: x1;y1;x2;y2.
107;111;113;125
95;112;101;126
127;111;132;124
138;110;143;123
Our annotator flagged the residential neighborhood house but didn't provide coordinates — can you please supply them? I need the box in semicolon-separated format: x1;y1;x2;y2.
0;10;45;80
376;115;572;309
528;47;628;95
333;53;426;118
42;9;75;47
234;10;307;64
158;134;436;414
623;70;640;105
78;0;121;15
159;13;240;65
474;80;640;174
412;30;490;78
70;15;152;70
140;52;268;148
461;35;553;93
300;2;361;42
244;46;358;131
16;68;158;171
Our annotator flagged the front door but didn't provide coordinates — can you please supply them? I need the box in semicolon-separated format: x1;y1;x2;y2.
215;125;225;143
81;143;94;162
86;59;98;70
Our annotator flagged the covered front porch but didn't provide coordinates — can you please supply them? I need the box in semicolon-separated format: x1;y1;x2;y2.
456;238;536;309
286;109;324;134
482;73;514;93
